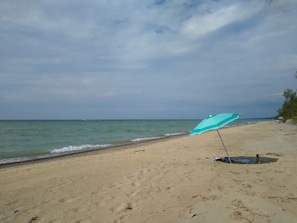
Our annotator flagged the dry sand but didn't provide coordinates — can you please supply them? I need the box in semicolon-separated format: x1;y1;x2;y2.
0;121;297;223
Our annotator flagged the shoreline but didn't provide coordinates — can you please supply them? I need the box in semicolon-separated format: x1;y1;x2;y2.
0;133;188;168
0;121;262;167
1;121;296;222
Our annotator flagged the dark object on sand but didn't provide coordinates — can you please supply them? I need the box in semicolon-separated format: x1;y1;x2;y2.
212;156;252;164
255;154;260;164
212;155;278;164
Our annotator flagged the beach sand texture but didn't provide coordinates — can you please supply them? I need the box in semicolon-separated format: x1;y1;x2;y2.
1;121;297;223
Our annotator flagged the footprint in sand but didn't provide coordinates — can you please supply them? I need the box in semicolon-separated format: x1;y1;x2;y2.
242;183;252;189
192;194;218;201
130;181;140;187
58;196;79;204
230;199;269;222
265;152;283;157
126;190;138;199
110;202;135;214
230;200;252;222
28;216;38;223
217;185;224;191
231;199;246;208
178;206;194;218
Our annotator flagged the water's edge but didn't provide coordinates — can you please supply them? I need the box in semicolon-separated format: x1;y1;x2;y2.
0;132;188;168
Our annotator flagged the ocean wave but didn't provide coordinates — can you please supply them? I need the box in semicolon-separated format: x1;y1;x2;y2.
131;136;162;142
51;144;111;153
165;132;186;136
131;132;185;142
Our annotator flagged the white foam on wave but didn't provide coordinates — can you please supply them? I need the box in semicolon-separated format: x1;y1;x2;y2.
51;144;111;153
131;136;161;142
131;132;185;142
165;132;185;136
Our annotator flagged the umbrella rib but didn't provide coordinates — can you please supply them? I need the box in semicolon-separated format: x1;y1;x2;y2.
216;129;232;164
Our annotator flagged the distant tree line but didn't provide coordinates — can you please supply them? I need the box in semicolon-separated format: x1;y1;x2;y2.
277;72;297;124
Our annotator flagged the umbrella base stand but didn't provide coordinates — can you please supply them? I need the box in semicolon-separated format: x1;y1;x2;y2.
216;130;232;164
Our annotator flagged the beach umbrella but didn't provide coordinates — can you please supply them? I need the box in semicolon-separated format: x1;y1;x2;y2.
190;113;240;164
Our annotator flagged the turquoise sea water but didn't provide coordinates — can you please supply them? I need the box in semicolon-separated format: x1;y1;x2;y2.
0;119;268;164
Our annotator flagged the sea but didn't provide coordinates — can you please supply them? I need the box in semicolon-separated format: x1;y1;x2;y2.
0;119;269;165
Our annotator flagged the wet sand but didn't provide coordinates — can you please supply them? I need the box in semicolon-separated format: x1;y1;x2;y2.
0;121;297;223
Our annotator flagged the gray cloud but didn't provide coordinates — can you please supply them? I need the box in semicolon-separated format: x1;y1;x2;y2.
1;0;297;119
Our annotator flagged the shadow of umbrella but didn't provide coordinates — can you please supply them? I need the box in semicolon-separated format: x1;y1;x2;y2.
214;156;278;164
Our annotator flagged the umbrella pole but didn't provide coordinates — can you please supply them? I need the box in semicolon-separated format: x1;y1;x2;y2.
216;130;232;164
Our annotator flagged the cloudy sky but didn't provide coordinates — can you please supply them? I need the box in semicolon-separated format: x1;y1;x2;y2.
1;0;296;119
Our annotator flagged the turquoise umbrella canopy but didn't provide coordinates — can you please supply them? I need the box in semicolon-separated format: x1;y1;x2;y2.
190;113;239;135
190;113;240;163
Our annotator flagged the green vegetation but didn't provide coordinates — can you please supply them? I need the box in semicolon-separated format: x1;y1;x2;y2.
277;72;297;124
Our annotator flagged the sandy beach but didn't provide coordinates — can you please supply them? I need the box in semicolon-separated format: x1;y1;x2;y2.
1;121;297;223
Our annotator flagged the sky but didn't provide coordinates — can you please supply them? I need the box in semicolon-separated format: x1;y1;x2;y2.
0;0;297;120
